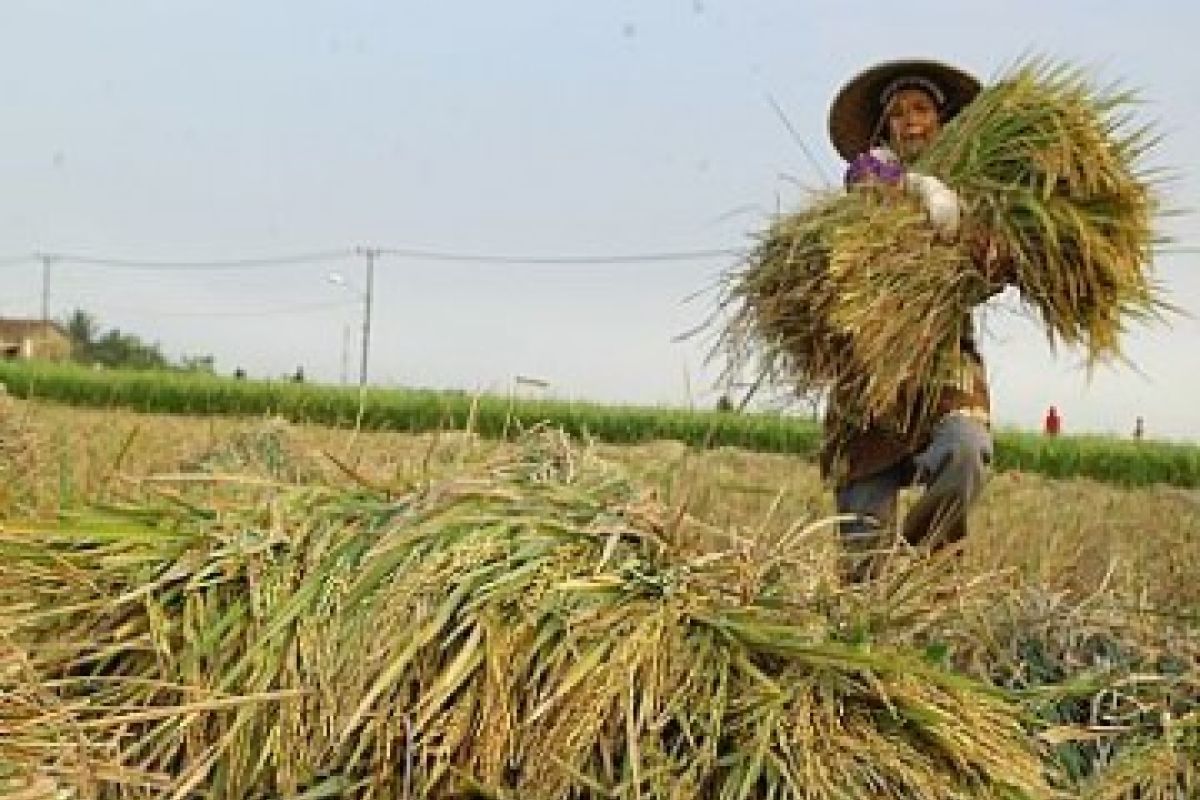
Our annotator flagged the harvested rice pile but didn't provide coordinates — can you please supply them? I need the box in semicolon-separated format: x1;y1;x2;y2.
720;59;1162;431
0;428;1052;800
183;416;324;483
0;627;118;799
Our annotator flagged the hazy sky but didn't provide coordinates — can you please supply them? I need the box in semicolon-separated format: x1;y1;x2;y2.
1;1;1197;440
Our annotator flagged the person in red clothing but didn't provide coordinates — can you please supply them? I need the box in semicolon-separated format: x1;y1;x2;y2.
1043;405;1062;437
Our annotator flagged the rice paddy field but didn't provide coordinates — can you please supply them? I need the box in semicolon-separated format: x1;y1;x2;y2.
1;360;1198;489
2;389;1200;799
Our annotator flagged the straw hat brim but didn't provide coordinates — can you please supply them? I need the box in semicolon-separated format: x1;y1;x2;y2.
828;59;981;162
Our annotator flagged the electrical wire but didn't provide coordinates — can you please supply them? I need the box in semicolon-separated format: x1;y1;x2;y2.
37;249;356;270
8;241;1196;274
374;245;743;264
88;299;357;319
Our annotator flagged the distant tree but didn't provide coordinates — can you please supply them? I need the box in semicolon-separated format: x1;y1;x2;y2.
64;309;101;361
60;308;211;372
88;328;170;369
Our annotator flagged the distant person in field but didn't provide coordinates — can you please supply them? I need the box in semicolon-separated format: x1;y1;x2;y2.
1043;405;1061;437
1133;416;1145;441
821;59;1016;582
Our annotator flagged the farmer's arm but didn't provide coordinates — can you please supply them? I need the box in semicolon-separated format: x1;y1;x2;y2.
857;160;1018;294
906;169;1018;294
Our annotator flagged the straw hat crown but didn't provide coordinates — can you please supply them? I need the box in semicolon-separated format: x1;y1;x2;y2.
828;59;981;161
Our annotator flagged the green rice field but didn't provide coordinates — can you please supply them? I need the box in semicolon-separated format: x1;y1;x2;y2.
1;359;1195;488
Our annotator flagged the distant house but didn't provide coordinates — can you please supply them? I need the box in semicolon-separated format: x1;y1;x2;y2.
0;319;71;361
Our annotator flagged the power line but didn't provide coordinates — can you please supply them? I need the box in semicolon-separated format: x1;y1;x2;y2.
374;245;744;264
371;242;1200;264
86;299;358;319
28;246;744;271
37;248;356;270
9;241;1196;273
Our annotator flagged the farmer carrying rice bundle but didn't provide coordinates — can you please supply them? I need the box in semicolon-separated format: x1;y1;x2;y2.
720;57;1161;581
825;59;1005;581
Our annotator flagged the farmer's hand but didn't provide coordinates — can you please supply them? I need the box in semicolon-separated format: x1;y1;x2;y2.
904;172;961;240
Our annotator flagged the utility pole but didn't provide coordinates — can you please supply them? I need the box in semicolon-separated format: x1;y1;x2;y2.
39;254;53;324
356;247;378;389
341;324;352;386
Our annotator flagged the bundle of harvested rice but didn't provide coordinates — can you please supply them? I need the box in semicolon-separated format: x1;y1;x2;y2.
720;58;1160;430
0;429;1054;800
919;59;1163;360
724;188;987;429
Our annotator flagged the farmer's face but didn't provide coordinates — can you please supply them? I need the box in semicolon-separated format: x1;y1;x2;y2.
886;87;941;160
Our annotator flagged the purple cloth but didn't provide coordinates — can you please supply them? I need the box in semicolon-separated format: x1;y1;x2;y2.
844;150;906;188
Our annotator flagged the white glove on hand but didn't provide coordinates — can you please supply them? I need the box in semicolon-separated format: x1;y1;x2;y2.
904;172;961;238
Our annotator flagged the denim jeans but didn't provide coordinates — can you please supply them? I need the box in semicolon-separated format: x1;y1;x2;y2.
836;413;992;576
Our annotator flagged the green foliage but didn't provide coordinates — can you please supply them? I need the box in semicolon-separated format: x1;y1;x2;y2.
0;358;820;454
62;308;170;369
61;308;216;372
993;428;1200;488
